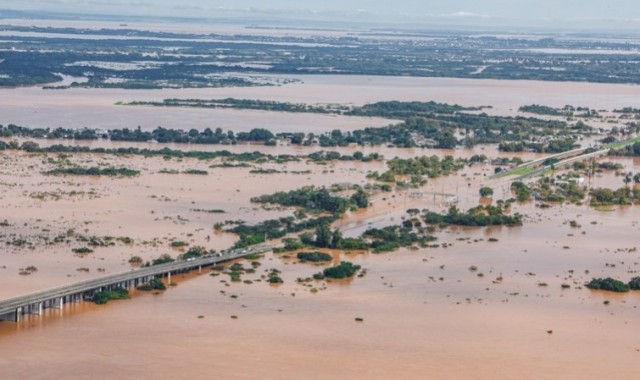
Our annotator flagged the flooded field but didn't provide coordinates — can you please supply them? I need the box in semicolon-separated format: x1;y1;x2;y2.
2;26;640;376
2;74;640;134
0;135;639;378
1;195;639;379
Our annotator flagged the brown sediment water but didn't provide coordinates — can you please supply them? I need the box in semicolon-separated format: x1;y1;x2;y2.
0;142;639;379
0;206;639;379
3;73;640;133
1;34;640;376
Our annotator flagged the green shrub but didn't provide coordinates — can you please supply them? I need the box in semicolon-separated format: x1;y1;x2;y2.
93;287;130;304
323;261;361;279
268;276;284;284
297;251;332;262
585;278;629;292
628;277;640;290
72;247;93;254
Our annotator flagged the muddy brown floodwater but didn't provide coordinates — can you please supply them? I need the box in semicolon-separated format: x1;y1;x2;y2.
2;46;640;377
0;142;639;379
3;72;640;134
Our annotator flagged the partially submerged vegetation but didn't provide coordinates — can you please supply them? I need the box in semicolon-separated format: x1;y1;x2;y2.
46;167;140;177
297;252;333;263
93;287;129;305
368;155;466;184
1;98;592;150
423;206;522;227
136;278;167;291
585;277;640;293
319;261;362;279
589;187;640;206
252;186;369;214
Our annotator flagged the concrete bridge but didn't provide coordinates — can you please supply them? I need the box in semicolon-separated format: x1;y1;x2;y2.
0;245;271;323
513;148;611;182
491;146;594;179
495;136;640;180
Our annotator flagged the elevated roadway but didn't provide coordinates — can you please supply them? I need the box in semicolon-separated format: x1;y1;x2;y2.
0;245;272;322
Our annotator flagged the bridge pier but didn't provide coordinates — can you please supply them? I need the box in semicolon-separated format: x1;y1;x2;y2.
52;297;64;309
0;308;22;322
26;303;43;315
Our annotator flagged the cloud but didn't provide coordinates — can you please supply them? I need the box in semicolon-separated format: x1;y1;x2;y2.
450;11;489;18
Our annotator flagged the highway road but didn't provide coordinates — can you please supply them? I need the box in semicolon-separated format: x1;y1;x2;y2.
0;245;272;320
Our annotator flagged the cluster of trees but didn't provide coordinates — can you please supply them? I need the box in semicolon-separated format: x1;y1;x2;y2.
499;138;578;153
372;155;467;183
479;187;494;198
93;287;129;305
518;104;576;117
363;224;437;253
306;150;381;163
423;205;522;227
179;246;208;260
297;252;333;263
595;162;624;171
136;278;167;291
126;98;347;114
319;262;362;279
0;124;98;140
532;177;587;204
230;215;337;248
277;117;457;148
586;277;640;293
46;167;140;177
0;138;391;169
609;142;640;157
511;181;532;202
302;222;344;249
0;124;280;145
511;175;638;207
245;206;438;254
285;218;437;254
519;104;567;116
387;155;468;178
2;99;585;152
149;254;175;266
589;187;640;206
110;126;276;144
252;186;369;215
347;101;481;118
281;111;584;151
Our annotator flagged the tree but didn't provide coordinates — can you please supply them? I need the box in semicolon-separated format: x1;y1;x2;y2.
435;132;457;149
20;141;40;152
479;186;494;198
350;188;369;208
299;232;314;246
315;223;332;248
331;228;343;249
634;173;640;184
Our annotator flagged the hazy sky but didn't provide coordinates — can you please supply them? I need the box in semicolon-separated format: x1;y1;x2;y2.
3;0;640;30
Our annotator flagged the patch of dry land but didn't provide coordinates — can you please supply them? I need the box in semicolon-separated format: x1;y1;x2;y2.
1;68;640;379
